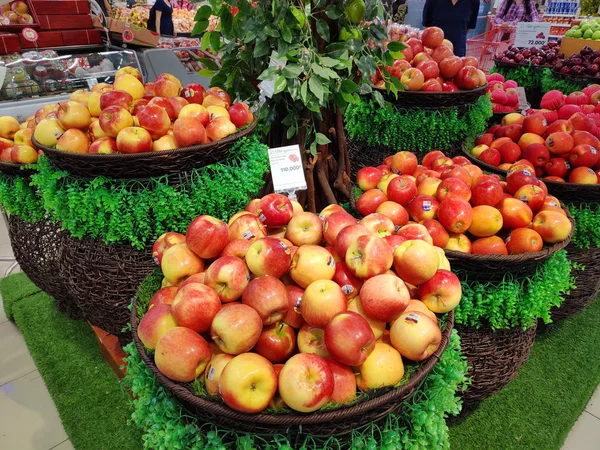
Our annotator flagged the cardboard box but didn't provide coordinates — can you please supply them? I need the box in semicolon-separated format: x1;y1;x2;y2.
61;29;102;46
38;14;93;30
108;18;158;47
19;30;63;48
31;1;90;15
559;36;600;58
0;33;21;54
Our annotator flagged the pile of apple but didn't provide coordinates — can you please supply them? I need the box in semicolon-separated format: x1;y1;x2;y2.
486;73;520;114
552;47;600;78
375;26;486;92
495;42;562;67
355;150;572;255
470;89;600;184
138;193;461;414
29;66;254;155
0;115;39;165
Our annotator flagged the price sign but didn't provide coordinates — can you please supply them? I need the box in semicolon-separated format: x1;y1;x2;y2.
514;22;552;48
21;28;38;43
268;145;307;195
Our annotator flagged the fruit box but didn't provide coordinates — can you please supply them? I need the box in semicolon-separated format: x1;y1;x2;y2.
108;17;159;47
60;29;102;46
0;33;21;54
37;13;92;30
31;1;90;15
0;0;40;33
19;30;62;48
560;36;600;58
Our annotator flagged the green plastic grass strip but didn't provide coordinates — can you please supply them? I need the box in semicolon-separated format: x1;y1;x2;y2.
29;136;270;249
454;250;575;330
567;202;600;249
0;271;41;321
490;65;543;89
540;68;588;96
344;95;492;153
0;173;45;223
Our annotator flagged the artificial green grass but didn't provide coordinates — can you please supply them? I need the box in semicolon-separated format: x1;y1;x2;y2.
0;274;143;450
449;297;600;449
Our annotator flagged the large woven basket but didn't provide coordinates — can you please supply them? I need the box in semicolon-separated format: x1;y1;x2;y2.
7;215;83;320
0;162;35;177
550;244;600;322
457;323;537;405
377;84;487;109
59;233;154;341
131;298;454;441
32;118;257;179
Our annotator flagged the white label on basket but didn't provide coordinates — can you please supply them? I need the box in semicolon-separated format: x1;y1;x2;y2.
268;144;307;194
514;22;551;48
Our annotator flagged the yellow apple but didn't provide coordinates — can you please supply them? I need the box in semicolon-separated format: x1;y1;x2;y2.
356;342;404;391
34;118;65;147
114;73;145;100
204;353;234;396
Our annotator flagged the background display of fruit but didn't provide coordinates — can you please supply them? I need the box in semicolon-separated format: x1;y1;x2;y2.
470;86;600;184
355;149;572;255
377;26;485;92
552;46;600;78
0;115;39;165
111;4;199;34
486;73;521;113
565;19;600;40
495;42;563;68
387;23;421;43
0;1;34;26
138;193;461;414
30;66;254;154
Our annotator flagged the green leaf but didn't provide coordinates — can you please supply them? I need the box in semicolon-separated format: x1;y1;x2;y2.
258;66;280;81
321;56;338;68
191;20;208;36
316;132;331;145
201;32;211;50
383;52;395;67
309;141;317;155
209;31;221;51
281;24;292;43
359;83;372;95
341;79;359;93
243;30;257;43
316;19;330;42
300;81;308;103
346;39;363;52
265;25;280;38
323;67;339;79
254;40;270;57
387;41;407;52
273;76;287;94
325;4;343;19
308;76;324;102
282;64;303;78
194;6;212;22
311;63;330;80
324;42;346;58
198;57;219;71
286;125;297;140
220;8;233;33
198;68;215;77
391;76;404;92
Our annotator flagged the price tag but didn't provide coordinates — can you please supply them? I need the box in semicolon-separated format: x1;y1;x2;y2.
122;29;134;43
21;28;38;43
268;145;307;195
87;78;98;89
514;22;551;48
516;87;529;111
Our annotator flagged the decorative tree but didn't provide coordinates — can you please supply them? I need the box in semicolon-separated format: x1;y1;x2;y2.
193;0;404;212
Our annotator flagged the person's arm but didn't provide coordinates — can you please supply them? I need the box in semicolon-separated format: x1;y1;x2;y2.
493;0;508;23
155;10;162;35
468;0;480;31
422;0;434;27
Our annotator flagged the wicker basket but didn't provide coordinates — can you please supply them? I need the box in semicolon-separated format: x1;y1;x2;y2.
457;323;537;405
550;244;600;322
377;84;487;110
131;298;454;440
32;118;258;179
7;215;83;320
0;162;35;177
59;233;154;341
550;69;595;88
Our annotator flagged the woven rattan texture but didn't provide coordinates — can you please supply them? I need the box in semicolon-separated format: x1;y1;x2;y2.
377;84;487;110
131;296;454;440
7;215;83;320
457;324;537;405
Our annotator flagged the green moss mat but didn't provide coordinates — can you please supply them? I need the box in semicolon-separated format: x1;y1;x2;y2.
449;297;600;449
0;274;142;450
2;273;599;450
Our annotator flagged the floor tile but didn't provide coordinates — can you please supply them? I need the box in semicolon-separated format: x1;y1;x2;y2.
562;411;600;450
585;385;600;419
0;370;68;450
50;439;74;450
0;321;36;386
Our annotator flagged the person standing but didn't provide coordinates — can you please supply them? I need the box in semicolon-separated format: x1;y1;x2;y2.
422;0;480;57
493;0;540;25
147;0;176;37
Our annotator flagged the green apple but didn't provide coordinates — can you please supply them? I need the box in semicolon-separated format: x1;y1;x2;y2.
593;30;600;40
584;29;594;39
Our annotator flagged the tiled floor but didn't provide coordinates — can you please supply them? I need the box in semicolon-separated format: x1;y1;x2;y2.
0;216;597;450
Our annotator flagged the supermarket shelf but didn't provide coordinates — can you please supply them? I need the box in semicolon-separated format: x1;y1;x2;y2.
32;44;106;53
543;14;577;17
546;23;572;27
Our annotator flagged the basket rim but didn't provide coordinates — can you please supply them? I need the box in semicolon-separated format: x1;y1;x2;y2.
131;298;454;426
0;161;35;177
32;117;258;162
462;143;600;191
375;83;487;97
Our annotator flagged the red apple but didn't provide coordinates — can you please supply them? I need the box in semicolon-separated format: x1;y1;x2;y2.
393;239;440;285
99;89;133;111
186;215;229;259
171;283;220;332
278;354;334;412
323;210;358;246
416;60;440;80
569;144;598;168
154;327;211;382
345;235;394;279
422;26;444;48
439;56;463;79
258;193;294;227
400;68;425;91
246;237;292;278
455;66;480;90
418;269;462;313
254;322;296;363
138;304;177;349
204;256;250;302
228;103;254;128
421;219;450;248
180;83;206;104
210;303;262;354
359;273;410;322
324;311;376;366
327;360;357;404
408;194;439;222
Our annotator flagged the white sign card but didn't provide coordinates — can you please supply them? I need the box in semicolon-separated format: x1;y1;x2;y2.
516;87;529;111
514;22;552;48
268;145;307;196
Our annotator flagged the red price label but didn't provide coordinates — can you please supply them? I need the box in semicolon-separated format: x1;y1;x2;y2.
122;29;134;43
21;28;38;43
